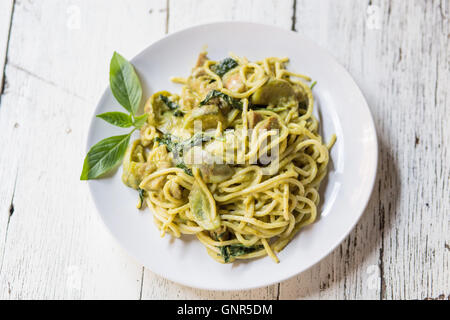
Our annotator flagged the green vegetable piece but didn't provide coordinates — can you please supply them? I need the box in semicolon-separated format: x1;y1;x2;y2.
176;163;193;176
133;113;149;128
121;139;149;189
182;132;214;150
156;133;213;160
80;132;132;180
109;52;142;115
159;94;181;110
199;90;242;110
137;188;145;209
155;134;179;154
173;110;185;117
198;163;233;184
188;183;221;230
81;53;149;180
251;79;297;106
219;244;264;263
211;58;238;77
187;104;225;129
96;111;133;128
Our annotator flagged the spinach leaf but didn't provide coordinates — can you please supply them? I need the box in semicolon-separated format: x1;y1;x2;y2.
80;132;133;180
159;95;181;110
181;132;214;151
173;110;185;117
298;99;308;111
211;58;238;77
200;90;267;111
154;134;179;153
96;112;133;128
159;94;184;117
110;52;142;115
176;163;193;176
137;188;145;209
199;90;243;110
138;188;145;202
155;133;213;157
219;244;264;263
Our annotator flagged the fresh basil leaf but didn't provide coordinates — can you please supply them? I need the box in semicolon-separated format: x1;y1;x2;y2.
96;112;133;128
133;114;148;128
211;58;238;77
110;52;142;115
80;133;132;180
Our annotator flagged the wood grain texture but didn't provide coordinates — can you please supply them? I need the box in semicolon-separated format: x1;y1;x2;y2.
0;0;448;300
167;0;293;32
0;0;167;299
0;0;14;91
280;0;449;300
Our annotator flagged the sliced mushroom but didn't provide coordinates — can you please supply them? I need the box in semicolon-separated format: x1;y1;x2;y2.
198;163;234;184
169;181;183;200
247;110;264;129
261;116;280;131
251;79;298;107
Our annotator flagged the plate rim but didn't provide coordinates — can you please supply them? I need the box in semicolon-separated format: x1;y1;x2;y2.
86;21;378;291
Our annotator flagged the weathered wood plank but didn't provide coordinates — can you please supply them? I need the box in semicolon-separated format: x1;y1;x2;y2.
140;0;294;300
0;0;167;299
0;0;18;299
168;0;293;32
374;0;449;300
278;0;383;300
0;0;14;91
280;0;449;300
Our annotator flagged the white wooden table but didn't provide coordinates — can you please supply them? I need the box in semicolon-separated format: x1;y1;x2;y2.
0;0;448;300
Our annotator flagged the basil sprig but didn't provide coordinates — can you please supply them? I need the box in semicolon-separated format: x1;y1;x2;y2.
80;52;148;180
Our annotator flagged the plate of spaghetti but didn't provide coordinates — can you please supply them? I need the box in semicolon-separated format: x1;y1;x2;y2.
86;22;377;290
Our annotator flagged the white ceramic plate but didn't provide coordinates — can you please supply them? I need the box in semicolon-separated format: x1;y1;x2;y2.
87;22;378;290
